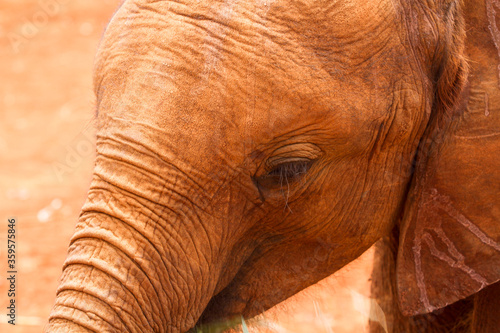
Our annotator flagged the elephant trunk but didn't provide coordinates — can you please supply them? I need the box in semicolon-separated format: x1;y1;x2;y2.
46;163;221;332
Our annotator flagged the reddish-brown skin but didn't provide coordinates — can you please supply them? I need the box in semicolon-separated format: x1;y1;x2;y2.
371;0;500;332
46;0;499;332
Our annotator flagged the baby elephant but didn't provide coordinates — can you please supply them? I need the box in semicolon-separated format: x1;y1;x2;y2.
47;0;500;332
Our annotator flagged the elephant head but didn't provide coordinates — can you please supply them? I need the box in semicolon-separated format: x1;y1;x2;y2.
47;0;500;332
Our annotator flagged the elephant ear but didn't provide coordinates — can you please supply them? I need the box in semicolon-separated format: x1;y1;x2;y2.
397;0;500;316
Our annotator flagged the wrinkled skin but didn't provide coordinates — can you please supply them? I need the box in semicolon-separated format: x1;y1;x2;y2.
46;0;500;332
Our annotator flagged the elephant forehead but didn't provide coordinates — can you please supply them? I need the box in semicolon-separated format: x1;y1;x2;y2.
94;0;421;155
95;0;402;82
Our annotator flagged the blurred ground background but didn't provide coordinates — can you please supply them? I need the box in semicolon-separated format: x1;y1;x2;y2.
0;1;374;332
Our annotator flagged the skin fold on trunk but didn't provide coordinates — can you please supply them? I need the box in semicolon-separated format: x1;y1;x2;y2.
47;154;229;332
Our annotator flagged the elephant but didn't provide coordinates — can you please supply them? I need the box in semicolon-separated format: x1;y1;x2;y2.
46;0;500;332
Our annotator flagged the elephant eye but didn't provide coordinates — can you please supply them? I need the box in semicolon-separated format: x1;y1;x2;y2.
257;158;314;189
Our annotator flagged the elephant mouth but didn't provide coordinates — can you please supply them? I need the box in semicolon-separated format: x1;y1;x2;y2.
192;258;266;331
191;237;337;330
191;238;285;329
193;290;254;331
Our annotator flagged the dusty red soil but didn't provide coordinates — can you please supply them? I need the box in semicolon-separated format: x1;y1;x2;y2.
0;1;373;332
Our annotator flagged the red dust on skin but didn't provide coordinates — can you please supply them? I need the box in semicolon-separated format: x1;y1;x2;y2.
0;1;372;332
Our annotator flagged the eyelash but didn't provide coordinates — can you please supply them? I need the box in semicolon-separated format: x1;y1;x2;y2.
267;160;312;183
256;159;314;190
